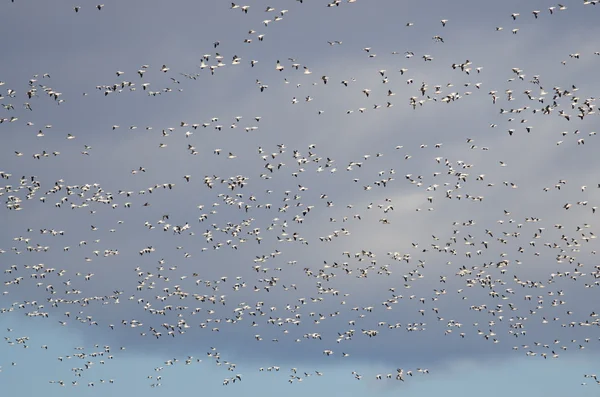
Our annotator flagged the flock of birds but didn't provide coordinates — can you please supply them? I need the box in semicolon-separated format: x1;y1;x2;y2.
2;0;600;393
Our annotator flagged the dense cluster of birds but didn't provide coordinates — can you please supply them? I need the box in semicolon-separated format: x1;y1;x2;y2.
2;0;600;392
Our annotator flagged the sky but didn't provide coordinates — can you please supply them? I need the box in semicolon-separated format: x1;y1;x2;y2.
1;0;600;396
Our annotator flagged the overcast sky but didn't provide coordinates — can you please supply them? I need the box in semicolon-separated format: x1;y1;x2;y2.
2;0;600;396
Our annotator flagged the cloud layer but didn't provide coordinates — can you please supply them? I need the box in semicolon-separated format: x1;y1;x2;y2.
2;0;600;392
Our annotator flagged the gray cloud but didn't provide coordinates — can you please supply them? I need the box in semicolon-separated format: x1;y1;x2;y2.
2;0;600;388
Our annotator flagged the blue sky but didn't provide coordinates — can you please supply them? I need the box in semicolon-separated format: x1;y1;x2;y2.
2;0;600;395
1;312;599;397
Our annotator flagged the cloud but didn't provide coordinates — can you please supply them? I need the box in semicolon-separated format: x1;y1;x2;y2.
2;1;600;392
